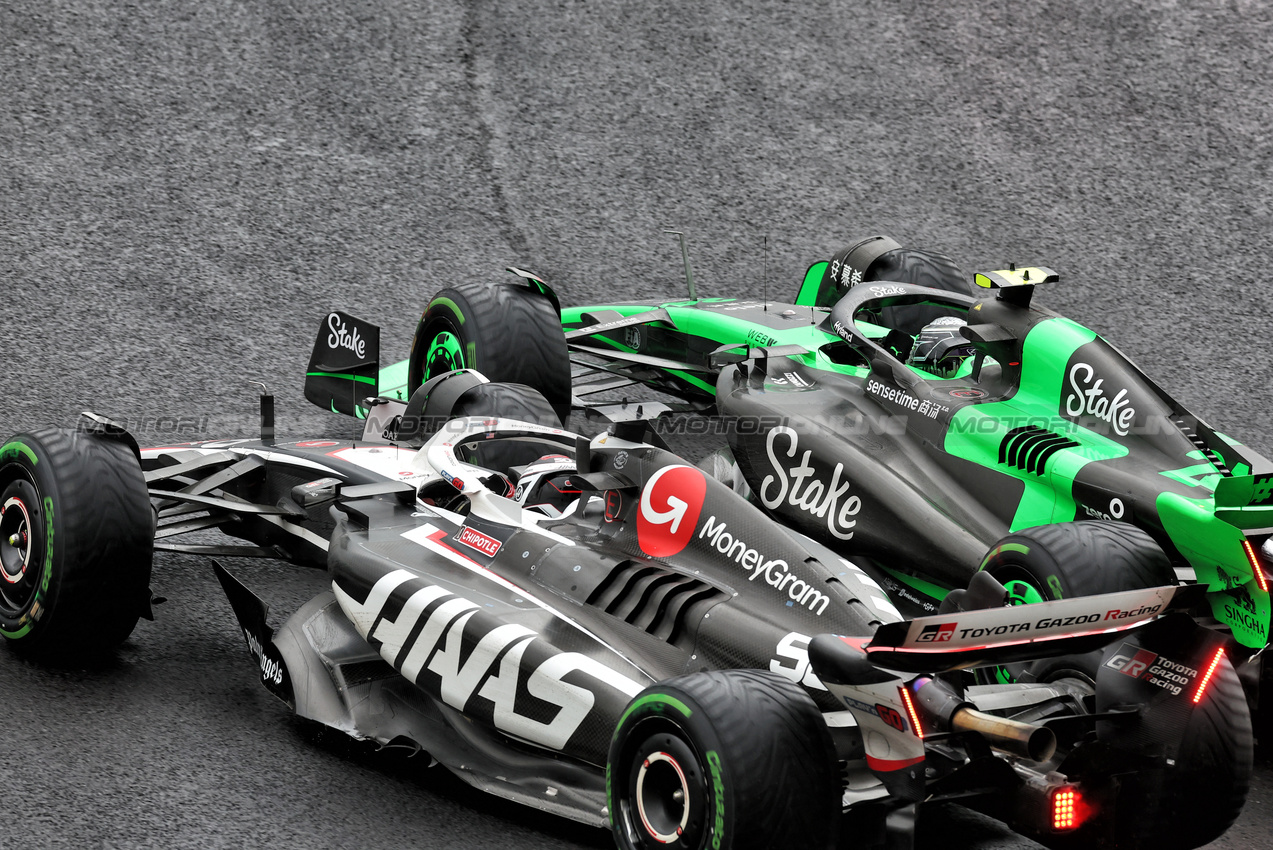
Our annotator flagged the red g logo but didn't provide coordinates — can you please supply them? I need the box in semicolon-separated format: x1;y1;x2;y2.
636;465;706;558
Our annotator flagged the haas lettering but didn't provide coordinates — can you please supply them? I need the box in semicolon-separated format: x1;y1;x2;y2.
760;426;861;540
334;570;644;750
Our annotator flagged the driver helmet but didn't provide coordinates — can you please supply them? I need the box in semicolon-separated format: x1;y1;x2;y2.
907;316;977;378
514;454;581;517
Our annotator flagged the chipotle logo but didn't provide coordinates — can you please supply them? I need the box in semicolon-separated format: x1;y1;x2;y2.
456;526;502;557
636;465;706;558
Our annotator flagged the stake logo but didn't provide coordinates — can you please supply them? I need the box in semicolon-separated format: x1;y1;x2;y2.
1063;362;1137;436
326;312;367;358
759;426;862;540
636;465;706;557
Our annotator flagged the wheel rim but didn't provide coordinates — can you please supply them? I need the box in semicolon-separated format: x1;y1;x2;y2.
0;475;43;616
635;750;691;843
425;327;465;381
981;567;1049;685
1002;577;1046;606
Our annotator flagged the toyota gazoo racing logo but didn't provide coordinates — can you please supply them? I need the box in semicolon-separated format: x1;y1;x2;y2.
636;465;706;558
1063;362;1137;436
333;570;645;755
1105;643;1199;696
915;622;956;643
759;426;861;540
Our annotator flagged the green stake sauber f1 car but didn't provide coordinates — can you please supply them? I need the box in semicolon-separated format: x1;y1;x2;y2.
331;236;1271;696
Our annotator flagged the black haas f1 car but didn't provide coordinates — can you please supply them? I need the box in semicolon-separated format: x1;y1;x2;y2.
0;310;1256;850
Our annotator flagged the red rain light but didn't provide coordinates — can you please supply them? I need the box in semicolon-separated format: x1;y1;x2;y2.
1242;540;1269;594
1051;787;1083;831
1192;647;1227;705
899;685;924;739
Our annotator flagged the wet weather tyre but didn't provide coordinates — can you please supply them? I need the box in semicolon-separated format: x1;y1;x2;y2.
979;521;1176;684
608;669;839;850
871;247;974;334
980;521;1176;604
0;428;153;658
818;238;974;332
1117;654;1253;850
408;281;571;423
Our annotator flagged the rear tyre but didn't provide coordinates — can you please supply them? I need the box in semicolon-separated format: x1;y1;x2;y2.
398;377;562;475
1115;654;1253;850
981;521;1176;604
979;521;1176;684
817;237;974;333
408;282;571;423
608;670;839;850
0;428;153;658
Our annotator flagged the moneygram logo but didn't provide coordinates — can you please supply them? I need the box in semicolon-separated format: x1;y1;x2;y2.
636;465;706;558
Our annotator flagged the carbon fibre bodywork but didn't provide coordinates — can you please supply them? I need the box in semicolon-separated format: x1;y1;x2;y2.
145;418;891;824
517;268;1273;656
135;411;1247;846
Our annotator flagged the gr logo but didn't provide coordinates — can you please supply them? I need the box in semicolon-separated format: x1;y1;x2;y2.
1106;645;1157;678
916;622;956;643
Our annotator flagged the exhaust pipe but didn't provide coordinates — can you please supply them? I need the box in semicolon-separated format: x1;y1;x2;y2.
915;677;1057;762
950;705;1057;762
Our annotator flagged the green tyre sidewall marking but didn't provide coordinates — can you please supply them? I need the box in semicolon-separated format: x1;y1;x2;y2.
0;441;38;467
428;296;466;325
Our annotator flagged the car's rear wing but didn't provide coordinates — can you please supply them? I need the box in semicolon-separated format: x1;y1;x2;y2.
856;583;1205;673
304;311;380;418
1213;472;1273;529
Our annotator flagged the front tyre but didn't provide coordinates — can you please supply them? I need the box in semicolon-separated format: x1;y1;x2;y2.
0;428;153;658
608;670;839;850
408;281;572;423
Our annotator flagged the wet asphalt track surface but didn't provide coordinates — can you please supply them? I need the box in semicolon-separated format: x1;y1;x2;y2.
3;1;1272;847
